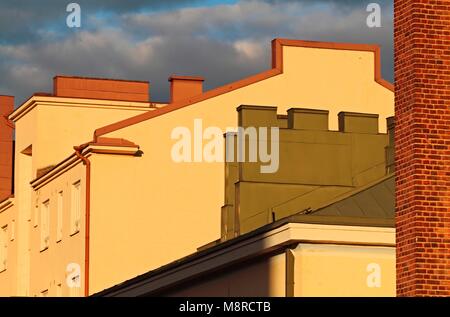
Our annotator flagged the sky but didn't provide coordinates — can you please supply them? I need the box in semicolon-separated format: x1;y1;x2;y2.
0;0;393;105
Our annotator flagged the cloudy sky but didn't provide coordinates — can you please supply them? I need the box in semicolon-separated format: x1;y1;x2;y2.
0;0;393;105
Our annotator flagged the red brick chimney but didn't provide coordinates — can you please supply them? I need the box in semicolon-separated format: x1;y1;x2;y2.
395;0;450;296
53;76;150;102
0;95;14;201
169;75;204;103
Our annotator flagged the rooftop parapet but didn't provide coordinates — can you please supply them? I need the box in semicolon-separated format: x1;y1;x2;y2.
338;111;379;134
287;108;329;131
53;75;150;102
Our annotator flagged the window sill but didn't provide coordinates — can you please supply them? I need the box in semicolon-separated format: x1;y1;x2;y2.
70;230;80;237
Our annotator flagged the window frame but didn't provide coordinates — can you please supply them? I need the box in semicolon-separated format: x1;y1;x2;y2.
57;191;64;242
40;199;50;252
70;180;82;236
0;225;7;272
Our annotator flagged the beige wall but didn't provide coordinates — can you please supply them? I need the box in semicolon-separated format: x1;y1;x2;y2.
34;101;151;171
13;108;37;296
293;243;395;296
89;212;395;297
30;163;86;297
0;200;17;296
282;46;392;131
89;153;154;293
145;238;395;297
96;44;393;292
10;98;153;173
4;42;394;296
8;97;150;296
160;243;396;297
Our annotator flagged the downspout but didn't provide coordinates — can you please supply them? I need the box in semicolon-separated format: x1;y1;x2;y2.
74;146;91;297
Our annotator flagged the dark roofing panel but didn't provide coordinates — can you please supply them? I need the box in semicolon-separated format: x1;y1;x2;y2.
310;175;394;220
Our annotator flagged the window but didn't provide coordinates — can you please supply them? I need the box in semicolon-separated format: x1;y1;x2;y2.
56;283;62;297
33;205;39;228
10;220;15;241
70;181;81;235
69;275;80;297
40;200;50;251
57;191;63;242
0;226;7;272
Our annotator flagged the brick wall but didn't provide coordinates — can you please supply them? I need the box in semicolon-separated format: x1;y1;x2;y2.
0;96;14;201
169;76;204;103
394;0;450;296
53;76;150;102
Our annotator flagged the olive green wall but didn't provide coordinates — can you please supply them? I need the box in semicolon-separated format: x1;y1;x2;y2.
222;106;393;238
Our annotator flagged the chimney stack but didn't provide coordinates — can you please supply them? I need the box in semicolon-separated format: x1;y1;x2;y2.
395;0;450;296
0;95;14;201
169;75;204;103
53;76;150;102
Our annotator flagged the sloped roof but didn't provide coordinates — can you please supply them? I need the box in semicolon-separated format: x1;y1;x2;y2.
304;174;395;221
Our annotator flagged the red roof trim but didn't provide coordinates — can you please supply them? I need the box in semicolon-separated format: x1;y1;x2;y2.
93;38;393;141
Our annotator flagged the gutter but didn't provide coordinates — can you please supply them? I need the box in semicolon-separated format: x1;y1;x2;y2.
74;146;91;297
0;195;14;211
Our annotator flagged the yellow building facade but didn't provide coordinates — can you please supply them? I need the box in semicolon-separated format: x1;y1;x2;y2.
0;39;394;297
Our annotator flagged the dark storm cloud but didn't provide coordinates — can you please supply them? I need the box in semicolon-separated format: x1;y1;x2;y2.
259;0;392;6
0;0;393;105
0;0;200;42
